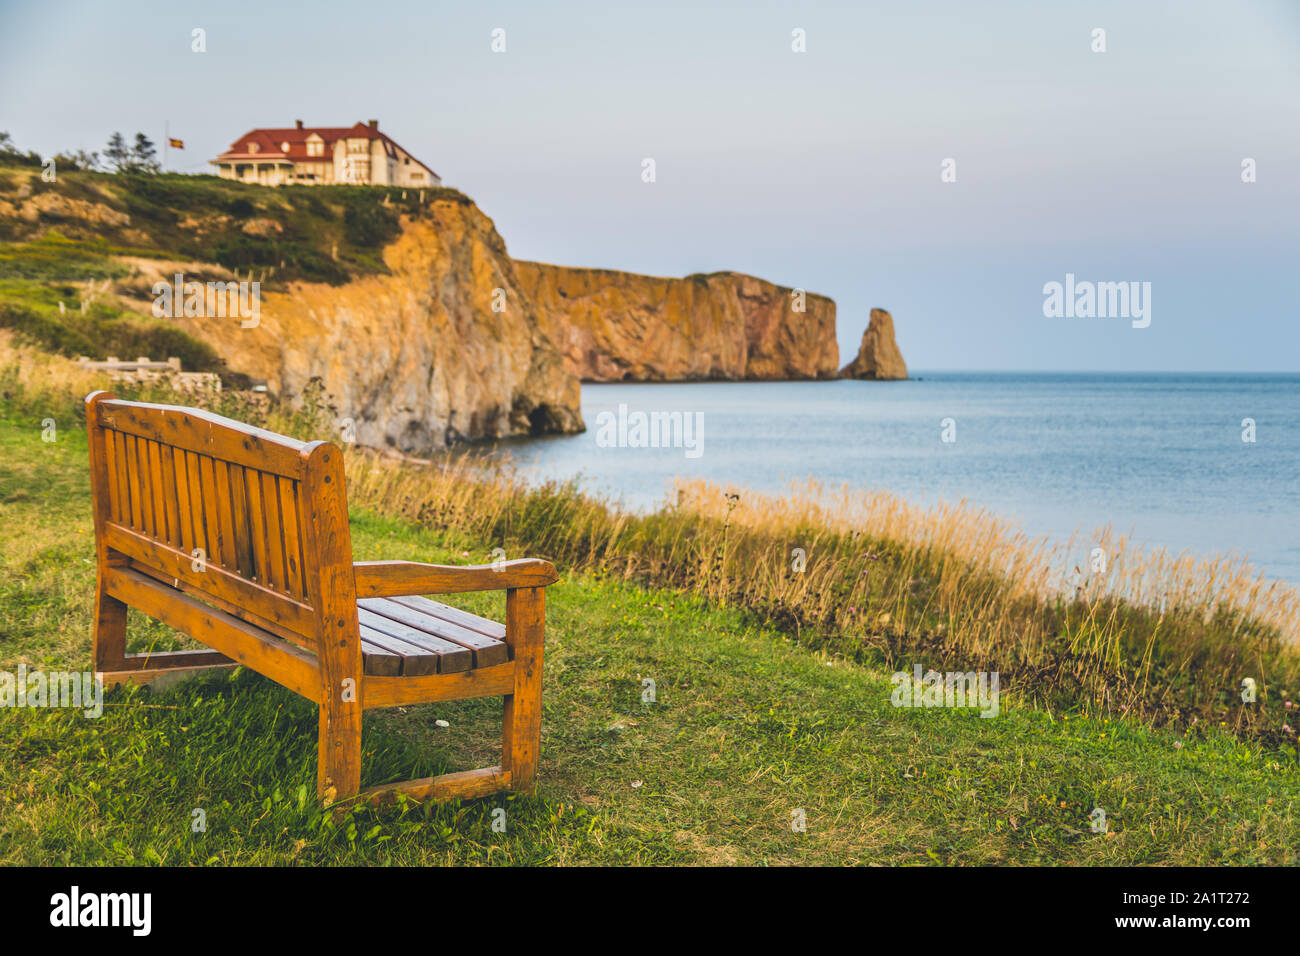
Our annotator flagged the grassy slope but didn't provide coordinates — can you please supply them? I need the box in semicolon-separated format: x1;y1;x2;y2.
0;162;471;373
1;419;1297;865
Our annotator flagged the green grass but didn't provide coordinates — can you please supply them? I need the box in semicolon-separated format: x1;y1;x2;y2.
0;162;471;286
1;416;1297;865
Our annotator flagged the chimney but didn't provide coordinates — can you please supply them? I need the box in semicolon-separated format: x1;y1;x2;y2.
368;119;379;130
295;119;303;130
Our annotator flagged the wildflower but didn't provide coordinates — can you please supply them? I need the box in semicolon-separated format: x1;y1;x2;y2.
1173;741;1182;749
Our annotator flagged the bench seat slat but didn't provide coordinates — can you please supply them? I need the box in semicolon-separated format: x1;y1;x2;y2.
358;629;405;677
358;625;438;677
359;597;508;667
388;594;507;640
356;607;472;674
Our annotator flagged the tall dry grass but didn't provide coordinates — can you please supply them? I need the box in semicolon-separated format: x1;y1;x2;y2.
0;329;111;417
344;451;1300;742
677;476;1300;643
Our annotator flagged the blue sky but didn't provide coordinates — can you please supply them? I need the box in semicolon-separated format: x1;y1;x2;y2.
2;0;1297;370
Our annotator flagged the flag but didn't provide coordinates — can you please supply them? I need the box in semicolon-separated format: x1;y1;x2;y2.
168;138;184;149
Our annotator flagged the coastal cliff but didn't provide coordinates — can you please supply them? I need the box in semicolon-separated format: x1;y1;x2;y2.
840;308;908;380
0;165;899;458
514;261;840;381
119;198;585;454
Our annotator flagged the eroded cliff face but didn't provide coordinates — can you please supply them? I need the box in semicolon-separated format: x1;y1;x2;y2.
131;199;584;454
514;261;840;382
840;308;908;381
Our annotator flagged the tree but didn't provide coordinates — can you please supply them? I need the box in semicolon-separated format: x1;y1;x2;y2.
0;131;43;167
103;132;130;172
130;132;158;173
52;149;100;172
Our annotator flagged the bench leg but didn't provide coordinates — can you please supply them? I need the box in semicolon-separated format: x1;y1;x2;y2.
318;686;362;807
502;587;545;794
92;571;129;673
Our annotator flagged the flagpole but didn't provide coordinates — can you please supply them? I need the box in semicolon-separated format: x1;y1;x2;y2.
164;120;168;173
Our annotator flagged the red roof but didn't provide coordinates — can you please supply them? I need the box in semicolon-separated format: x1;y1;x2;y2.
213;122;437;176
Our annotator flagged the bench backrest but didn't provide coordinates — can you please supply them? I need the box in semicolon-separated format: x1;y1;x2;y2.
85;391;354;648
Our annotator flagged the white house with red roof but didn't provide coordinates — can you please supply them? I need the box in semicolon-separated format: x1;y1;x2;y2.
211;119;440;187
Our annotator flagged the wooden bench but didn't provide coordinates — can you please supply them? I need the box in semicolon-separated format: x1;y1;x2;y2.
84;391;558;807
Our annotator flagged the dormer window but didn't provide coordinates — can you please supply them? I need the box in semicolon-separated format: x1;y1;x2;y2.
247;142;259;153
281;141;290;152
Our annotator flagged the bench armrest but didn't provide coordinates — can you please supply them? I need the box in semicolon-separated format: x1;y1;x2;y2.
353;558;559;598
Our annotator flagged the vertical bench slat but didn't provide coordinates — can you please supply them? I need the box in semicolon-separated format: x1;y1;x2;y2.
278;475;304;600
203;454;234;570
124;433;141;530
146;439;168;543
185;450;208;562
215;460;240;571
102;424;122;523
292;481;315;605
228;463;256;579
160;444;183;550
112;430;133;529
172;446;193;554
245;467;271;584
152;440;170;542
261;470;288;594
133;435;153;536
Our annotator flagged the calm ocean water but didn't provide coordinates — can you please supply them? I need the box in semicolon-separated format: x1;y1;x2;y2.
483;373;1300;583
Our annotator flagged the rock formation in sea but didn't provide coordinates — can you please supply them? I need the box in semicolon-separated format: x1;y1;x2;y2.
839;308;908;380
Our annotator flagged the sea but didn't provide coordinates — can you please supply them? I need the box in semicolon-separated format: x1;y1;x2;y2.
481;373;1300;584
